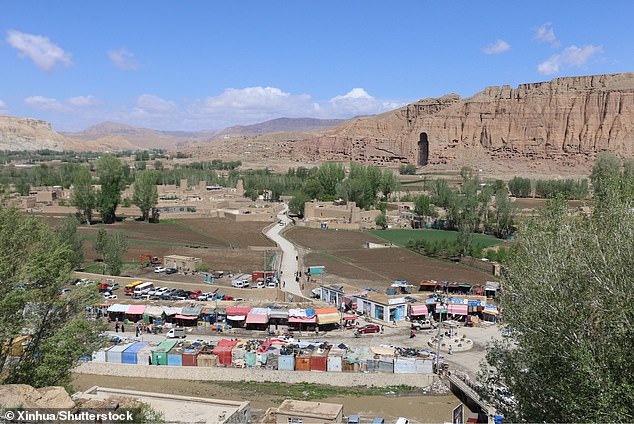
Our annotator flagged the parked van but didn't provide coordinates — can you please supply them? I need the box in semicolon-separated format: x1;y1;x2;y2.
166;328;186;339
266;281;278;288
231;279;249;288
256;281;266;289
133;282;154;297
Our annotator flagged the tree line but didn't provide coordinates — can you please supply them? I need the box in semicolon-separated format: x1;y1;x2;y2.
508;176;589;199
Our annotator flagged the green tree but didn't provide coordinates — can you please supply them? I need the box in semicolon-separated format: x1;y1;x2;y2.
154;159;164;171
96;154;124;224
15;177;30;196
399;164;417;175
380;169;399;200
590;152;621;198
414;194;434;218
97;230;128;276
94;228;108;259
302;179;324;200
480;192;634;422
132;170;159;222
0;206;103;390
375;211;388;229
55;215;84;270
316;162;345;197
493;190;516;239
289;192;310;216
508;176;532;197
71;166;95;224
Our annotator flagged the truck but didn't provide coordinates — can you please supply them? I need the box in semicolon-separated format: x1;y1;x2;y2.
166;327;186;339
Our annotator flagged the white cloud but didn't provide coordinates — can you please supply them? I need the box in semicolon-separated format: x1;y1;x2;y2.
537;44;603;75
6;29;72;72
0;100;7;114
134;94;177;115
68;95;96;107
203;86;310;112
483;39;511;55
108;48;139;70
534;23;560;47
24;96;68;112
327;88;402;117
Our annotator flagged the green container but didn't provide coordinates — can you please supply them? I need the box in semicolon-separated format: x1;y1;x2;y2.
152;340;177;365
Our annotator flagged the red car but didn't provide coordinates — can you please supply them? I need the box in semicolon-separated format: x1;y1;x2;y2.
356;324;381;334
189;290;203;299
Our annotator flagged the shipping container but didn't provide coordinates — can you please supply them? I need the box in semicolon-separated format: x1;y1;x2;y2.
152;341;178;366
310;351;328;372
121;342;148;365
327;349;344;372
277;354;295;371
137;344;155;365
212;346;234;366
197;353;218;367
394;357;417;374
415;358;433;373
295;354;311;371
377;359;394;373
106;343;134;364
182;348;199;366
167;346;183;366
92;349;107;362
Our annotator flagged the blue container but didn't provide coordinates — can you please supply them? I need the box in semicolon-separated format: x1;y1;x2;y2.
277;354;295;371
167;348;183;366
122;342;148;365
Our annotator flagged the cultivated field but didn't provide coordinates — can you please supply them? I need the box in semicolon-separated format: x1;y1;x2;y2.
368;229;503;248
287;227;495;287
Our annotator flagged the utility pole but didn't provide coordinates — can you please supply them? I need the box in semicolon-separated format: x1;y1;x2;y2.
435;297;445;374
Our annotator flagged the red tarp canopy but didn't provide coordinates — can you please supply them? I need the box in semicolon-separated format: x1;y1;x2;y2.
217;339;240;347
246;313;269;324
447;304;468;315
410;304;428;316
226;306;252;316
175;314;198;320
342;315;357;321
126;305;146;315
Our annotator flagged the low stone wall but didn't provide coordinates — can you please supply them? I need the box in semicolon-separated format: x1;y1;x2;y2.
74;362;436;388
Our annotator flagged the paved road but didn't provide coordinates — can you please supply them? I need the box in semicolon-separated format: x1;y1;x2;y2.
264;205;302;297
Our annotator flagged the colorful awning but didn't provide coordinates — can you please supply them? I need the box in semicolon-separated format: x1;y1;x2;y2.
226;306;252;316
246;308;269;324
315;308;339;324
126;305;146;315
447;304;468;315
175;314;198;320
288;315;317;323
107;304;129;313
410;304;428;316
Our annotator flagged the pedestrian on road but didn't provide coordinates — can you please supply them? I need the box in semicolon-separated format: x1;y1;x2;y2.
148;356;152;365
380;325;384;334
448;345;453;355
121;324;125;333
115;323;119;333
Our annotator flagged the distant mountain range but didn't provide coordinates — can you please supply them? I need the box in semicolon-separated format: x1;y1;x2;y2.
0;116;349;152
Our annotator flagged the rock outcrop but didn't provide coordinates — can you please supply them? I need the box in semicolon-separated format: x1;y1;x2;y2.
0;115;68;151
291;73;634;166
0;384;74;409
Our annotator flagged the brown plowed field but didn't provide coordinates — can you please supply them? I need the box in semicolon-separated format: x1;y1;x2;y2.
287;227;494;288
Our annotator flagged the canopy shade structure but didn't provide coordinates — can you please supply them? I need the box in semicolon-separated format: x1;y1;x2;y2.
175;314;198;320
410;304;428;316
107;304;129;313
447;304;468;315
246;308;269;324
126;305;146;315
288;316;317;323
315;308;340;325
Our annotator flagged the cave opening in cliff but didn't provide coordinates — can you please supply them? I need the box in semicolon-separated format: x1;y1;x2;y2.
418;132;429;165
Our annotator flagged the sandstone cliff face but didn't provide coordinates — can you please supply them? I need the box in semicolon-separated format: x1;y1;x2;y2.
0;115;68;151
292;73;634;166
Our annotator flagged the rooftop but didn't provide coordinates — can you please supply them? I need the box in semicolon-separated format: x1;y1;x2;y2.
276;399;343;419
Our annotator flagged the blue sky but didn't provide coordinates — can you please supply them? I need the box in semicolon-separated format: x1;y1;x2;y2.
1;1;632;131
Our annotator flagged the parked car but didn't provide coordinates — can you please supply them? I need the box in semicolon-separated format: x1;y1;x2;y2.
231;279;249;288
166;327;186;339
103;293;118;300
357;324;381;334
189;290;203;300
154;266;166;273
165;268;177;275
411;319;436;330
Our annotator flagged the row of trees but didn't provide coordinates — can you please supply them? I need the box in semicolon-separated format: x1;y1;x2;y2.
71;154;159;224
508;176;589;199
480;154;634;422
287;162;399;215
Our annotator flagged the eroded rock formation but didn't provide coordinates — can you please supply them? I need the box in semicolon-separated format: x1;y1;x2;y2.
292;73;634;166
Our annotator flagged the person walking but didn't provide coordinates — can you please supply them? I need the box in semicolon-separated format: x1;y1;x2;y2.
115;323;119;333
121;324;125;333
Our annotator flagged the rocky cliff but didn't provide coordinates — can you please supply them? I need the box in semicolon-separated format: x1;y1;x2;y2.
0;115;69;151
291;73;634;167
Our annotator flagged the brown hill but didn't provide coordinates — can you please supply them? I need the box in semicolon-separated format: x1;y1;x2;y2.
291;73;634;169
211;117;347;139
64;122;200;150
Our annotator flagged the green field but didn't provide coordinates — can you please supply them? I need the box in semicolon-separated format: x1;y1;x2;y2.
368;228;503;248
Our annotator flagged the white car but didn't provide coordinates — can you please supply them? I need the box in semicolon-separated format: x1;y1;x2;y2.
154;287;168;296
154;267;166;273
103;293;118;300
